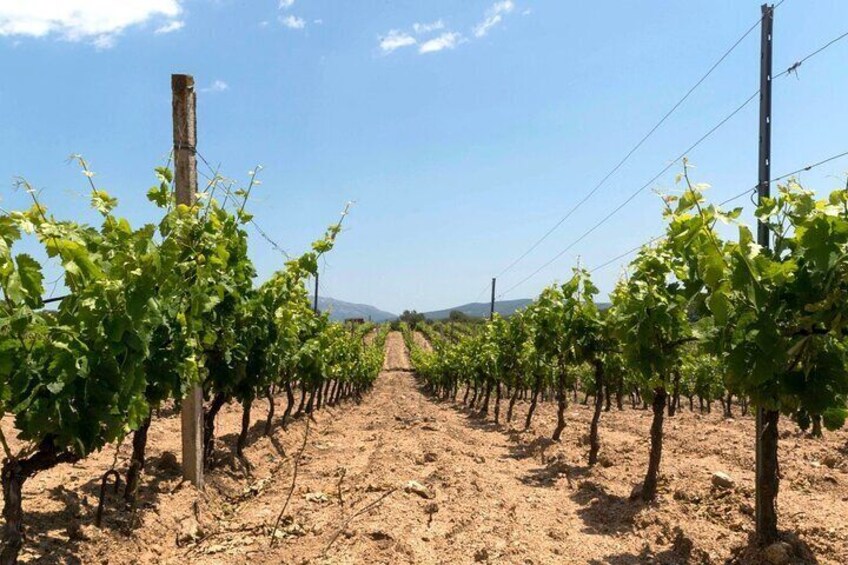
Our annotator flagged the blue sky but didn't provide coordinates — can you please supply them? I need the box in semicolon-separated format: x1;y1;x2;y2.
1;1;847;314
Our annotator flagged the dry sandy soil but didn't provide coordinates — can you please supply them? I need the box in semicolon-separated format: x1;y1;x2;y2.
3;332;847;564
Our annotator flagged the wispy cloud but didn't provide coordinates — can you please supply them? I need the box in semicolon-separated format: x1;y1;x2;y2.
412;20;444;35
419;32;461;54
280;14;306;29
201;79;229;93
379;29;416;54
379;20;461;56
278;0;295;8
379;2;519;57
0;1;183;48
473;0;515;38
155;20;184;34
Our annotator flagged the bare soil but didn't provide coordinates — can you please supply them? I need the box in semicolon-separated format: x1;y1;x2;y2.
412;331;433;352
3;332;847;564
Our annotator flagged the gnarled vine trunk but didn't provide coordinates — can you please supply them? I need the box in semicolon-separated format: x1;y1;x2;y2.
203;392;228;465
282;380;295;430
668;371;680;417
552;370;567;441
588;360;605;466
264;386;276;436
124;415;152;503
1;438;79;565
294;382;307;417
641;387;667;501
525;373;542;430
480;380;493;416
237;396;253;458
493;382;502;424
506;382;520;423
757;409;780;545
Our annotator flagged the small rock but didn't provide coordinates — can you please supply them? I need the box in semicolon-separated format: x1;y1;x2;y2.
177;518;202;546
158;451;180;472
284;522;306;537
763;541;791;565
405;480;434;499
711;472;735;489
305;492;329;503
474;547;489;562
474;455;486;464
821;454;841;469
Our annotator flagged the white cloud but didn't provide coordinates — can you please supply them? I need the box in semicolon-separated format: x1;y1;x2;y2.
278;0;295;8
92;34;115;49
155;20;184;34
379;29;416;53
419;31;461;54
201;79;228;93
473;0;514;38
412;20;444;35
280;14;305;29
0;1;182;47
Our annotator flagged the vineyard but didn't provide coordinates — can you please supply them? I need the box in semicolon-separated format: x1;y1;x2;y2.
2;2;848;564
0;156;388;563
1;168;847;564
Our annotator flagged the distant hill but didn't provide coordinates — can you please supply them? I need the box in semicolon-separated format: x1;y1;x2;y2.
423;299;533;320
312;296;397;323
422;299;612;320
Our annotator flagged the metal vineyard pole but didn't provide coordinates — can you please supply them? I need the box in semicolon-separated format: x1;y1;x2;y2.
172;73;204;488
490;277;496;321
755;3;776;544
314;273;319;313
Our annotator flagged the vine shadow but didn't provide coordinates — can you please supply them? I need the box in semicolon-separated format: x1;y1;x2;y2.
570;480;647;535
587;527;696;564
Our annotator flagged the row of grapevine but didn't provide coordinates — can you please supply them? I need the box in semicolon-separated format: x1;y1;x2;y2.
0;163;386;563
407;169;848;546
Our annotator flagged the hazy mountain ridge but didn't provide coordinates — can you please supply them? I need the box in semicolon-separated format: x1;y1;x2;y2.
313;296;397;322
422;299;533;320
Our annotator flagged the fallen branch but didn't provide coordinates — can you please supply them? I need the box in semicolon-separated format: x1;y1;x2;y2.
336;467;347;507
321;487;397;556
269;416;310;546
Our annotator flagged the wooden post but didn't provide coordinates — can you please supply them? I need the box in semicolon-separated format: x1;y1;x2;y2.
172;73;204;488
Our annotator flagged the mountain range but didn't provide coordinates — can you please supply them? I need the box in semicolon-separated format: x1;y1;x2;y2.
421;299;533;320
312;296;397;322
316;296;611;323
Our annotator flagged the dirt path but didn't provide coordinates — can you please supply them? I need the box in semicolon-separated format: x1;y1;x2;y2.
247;331;618;564
412;331;433;352
6;332;847;564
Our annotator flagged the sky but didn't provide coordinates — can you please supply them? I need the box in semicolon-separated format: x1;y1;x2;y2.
0;0;847;315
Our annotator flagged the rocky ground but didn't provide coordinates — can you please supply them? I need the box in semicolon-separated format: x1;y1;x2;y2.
3;332;847;564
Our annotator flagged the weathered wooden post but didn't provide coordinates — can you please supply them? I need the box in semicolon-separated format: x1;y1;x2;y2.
172;73;204;488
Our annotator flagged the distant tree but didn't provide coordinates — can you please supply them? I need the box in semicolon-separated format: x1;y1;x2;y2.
399;310;426;330
449;310;472;322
